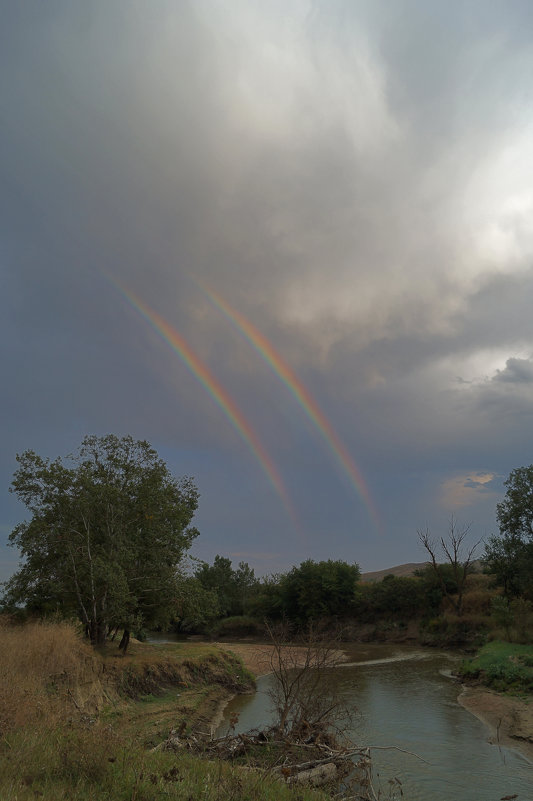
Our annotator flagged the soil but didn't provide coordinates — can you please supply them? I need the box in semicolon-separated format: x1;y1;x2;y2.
458;687;533;763
213;641;347;677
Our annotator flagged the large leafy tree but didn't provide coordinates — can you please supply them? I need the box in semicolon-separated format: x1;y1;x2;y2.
485;466;533;598
195;555;259;617
279;559;361;624
3;435;199;647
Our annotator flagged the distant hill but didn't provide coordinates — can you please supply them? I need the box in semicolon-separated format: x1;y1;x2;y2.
361;562;429;583
361;559;484;583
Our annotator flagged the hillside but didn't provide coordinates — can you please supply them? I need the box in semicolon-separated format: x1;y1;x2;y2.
361;562;429;583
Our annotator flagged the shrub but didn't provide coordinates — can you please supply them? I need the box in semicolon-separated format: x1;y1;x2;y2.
212;616;265;638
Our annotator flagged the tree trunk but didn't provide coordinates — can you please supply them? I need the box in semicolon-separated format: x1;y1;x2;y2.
96;621;107;645
118;629;130;653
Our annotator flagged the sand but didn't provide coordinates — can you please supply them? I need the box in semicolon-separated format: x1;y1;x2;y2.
214;641;346;677
458;686;533;763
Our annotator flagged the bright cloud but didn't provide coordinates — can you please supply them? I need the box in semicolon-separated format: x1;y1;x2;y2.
440;472;497;510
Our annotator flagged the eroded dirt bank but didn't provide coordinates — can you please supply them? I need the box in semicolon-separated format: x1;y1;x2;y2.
213;641;347;677
459;687;533;763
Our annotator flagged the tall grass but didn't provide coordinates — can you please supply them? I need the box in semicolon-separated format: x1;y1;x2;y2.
0;617;98;732
1;724;329;801
0;619;329;801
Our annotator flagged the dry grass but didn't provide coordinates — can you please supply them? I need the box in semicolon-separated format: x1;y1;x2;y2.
0;619;328;801
0;617;98;732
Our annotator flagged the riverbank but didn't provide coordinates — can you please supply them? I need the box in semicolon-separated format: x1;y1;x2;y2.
1;621;335;801
214;640;346;677
458;687;533;763
215;640;533;766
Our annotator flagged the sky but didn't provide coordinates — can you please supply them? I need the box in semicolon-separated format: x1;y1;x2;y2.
2;0;533;582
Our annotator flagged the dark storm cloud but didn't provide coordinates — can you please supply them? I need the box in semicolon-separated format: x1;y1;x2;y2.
494;358;533;384
2;1;533;575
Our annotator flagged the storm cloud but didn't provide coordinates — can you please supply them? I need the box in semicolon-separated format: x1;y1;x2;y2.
2;1;533;578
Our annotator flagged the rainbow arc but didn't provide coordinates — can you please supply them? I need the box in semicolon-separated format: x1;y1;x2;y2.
113;281;299;528
200;282;381;533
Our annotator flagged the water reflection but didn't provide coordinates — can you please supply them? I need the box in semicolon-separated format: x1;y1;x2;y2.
219;645;532;801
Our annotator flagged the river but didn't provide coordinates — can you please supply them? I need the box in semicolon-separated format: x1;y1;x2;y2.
217;644;532;801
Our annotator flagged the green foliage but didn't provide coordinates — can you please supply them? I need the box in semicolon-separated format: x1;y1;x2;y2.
458;641;533;693
419;614;488;647
277;559;361;624
497;465;533;540
485;534;533;598
174;575;220;632
356;575;429;622
246;573;286;620
3;435;199;644
491;595;533;643
212;616;266;638
485;465;533;598
490;596;513;639
195;555;260;618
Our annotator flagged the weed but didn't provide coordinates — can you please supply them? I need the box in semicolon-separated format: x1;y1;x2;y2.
458;641;533;693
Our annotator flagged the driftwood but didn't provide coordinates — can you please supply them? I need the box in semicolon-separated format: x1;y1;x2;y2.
159;726;371;791
155;726;419;800
285;761;337;786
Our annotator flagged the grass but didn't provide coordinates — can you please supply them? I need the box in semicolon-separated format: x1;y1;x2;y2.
0;723;330;801
0;619;328;801
0;617;100;731
458;640;533;693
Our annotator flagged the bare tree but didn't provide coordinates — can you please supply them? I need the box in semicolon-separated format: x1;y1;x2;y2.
418;517;482;616
264;620;353;743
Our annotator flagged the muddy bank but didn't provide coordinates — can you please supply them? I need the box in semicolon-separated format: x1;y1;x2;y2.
213;641;347;678
458;686;533;763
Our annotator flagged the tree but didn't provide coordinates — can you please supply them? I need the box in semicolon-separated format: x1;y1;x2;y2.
496;465;533;540
264;621;351;740
355;575;429;622
279;560;361;624
174;576;220;632
195;555;259;617
3;435;199;648
485;466;533;598
418;518;481;616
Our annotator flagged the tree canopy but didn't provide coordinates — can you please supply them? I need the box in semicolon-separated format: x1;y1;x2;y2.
195;555;259;618
279;559;361;624
3;435;199;646
485;465;533;598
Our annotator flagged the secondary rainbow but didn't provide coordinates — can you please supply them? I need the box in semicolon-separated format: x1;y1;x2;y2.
115;284;298;526
200;282;381;532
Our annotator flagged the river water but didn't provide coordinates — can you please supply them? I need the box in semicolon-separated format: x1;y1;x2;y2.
217;644;532;801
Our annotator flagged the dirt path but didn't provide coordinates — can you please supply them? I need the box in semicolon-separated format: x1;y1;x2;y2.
458;687;533;763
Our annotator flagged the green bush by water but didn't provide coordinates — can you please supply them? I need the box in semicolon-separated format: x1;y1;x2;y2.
458;641;533;693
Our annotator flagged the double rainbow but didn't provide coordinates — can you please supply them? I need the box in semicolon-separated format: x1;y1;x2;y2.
115;283;298;527
200;283;381;533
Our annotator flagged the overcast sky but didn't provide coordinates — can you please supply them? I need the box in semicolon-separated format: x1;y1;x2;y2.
2;0;533;581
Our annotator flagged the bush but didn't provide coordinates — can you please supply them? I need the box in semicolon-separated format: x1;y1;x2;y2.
458;641;533;693
212;616;265;638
